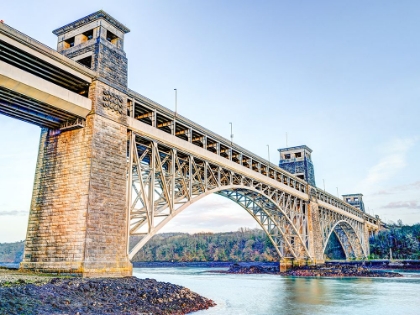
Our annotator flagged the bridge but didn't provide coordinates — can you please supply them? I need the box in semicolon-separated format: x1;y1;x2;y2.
0;11;382;277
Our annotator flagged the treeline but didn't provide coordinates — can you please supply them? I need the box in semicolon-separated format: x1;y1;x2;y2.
0;240;24;263
369;222;420;259
131;228;278;262
1;224;420;263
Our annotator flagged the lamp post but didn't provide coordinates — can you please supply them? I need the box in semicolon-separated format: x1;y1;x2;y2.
229;122;233;146
267;144;270;164
174;88;177;118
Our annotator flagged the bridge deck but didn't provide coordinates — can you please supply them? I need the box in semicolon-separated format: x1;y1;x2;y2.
0;23;94;128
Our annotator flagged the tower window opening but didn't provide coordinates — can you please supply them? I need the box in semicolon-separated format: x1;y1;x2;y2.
284;154;291;159
64;36;75;49
295;152;302;158
106;30;119;45
77;56;92;69
83;29;94;41
297;175;304;180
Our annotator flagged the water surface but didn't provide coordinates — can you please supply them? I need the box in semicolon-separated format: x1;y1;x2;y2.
133;267;420;315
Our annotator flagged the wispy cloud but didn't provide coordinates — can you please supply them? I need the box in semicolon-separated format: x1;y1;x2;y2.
361;138;417;191
381;201;420;210
0;210;28;216
373;181;420;196
162;194;259;233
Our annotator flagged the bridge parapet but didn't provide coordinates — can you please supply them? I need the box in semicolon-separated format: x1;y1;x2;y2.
126;90;308;197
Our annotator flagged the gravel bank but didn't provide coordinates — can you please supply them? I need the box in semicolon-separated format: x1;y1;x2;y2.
0;269;215;315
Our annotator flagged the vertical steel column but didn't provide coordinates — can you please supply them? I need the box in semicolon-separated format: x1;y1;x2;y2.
171;149;176;213
149;141;156;232
126;131;134;254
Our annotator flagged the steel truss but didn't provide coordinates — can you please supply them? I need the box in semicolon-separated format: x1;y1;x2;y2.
127;132;367;261
319;206;367;259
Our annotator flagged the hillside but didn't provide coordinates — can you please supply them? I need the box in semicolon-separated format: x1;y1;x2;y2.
369;222;420;259
130;228;278;262
0;241;24;263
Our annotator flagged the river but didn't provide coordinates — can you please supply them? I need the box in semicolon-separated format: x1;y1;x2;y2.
133;267;420;315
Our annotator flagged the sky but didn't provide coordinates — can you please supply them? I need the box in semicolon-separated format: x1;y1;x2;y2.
0;1;419;242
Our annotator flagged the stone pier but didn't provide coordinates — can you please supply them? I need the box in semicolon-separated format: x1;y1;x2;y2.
20;11;132;277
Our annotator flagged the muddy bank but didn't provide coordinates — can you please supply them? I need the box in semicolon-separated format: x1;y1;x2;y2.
0;273;215;315
225;263;402;278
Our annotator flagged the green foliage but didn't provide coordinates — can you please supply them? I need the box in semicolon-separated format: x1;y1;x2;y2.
369;223;420;259
131;228;279;262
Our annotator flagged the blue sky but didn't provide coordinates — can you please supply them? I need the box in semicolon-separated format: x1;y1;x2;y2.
1;1;419;242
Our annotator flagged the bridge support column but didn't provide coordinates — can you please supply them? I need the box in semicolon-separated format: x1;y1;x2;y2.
279;258;294;272
279;258;309;272
20;81;132;277
363;222;370;258
307;189;325;265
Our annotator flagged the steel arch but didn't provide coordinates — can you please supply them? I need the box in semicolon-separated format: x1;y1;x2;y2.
323;220;365;259
128;185;311;260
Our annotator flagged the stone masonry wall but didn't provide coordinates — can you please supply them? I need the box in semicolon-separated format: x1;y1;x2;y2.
308;199;325;263
97;41;128;89
22;119;93;272
82;81;130;276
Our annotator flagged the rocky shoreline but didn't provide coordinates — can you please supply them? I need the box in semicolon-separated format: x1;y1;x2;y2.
0;269;215;315
225;263;403;278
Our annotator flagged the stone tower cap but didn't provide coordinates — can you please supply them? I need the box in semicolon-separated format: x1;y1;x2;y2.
278;145;313;153
52;10;130;36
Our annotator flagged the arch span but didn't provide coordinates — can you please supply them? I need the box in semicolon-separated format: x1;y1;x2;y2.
128;185;311;261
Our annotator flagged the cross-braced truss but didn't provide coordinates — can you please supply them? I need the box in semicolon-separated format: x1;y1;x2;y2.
319;207;367;258
127;132;368;261
127;133;311;260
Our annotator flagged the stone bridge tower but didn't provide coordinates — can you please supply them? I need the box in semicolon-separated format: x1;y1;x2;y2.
20;11;132;277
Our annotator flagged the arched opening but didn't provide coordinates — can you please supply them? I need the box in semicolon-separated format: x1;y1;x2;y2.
324;231;346;260
129;193;279;262
322;220;365;259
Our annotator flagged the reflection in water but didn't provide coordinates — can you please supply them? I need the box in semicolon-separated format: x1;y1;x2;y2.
133;268;420;315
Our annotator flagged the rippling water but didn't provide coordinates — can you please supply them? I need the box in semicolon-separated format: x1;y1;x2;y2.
133;267;420;315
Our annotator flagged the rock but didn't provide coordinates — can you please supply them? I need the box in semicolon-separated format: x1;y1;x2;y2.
0;276;216;315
